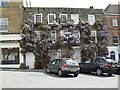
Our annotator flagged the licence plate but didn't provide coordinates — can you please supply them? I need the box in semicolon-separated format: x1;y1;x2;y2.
71;70;76;72
111;65;115;67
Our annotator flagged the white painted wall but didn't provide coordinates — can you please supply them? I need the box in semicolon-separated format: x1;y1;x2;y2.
26;52;35;69
107;46;119;62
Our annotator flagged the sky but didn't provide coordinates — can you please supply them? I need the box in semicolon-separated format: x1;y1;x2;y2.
23;0;120;9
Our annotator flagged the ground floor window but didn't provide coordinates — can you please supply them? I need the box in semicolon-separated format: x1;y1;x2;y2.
1;48;19;64
110;51;115;60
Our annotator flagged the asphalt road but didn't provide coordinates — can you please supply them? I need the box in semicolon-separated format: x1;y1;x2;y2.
1;69;119;88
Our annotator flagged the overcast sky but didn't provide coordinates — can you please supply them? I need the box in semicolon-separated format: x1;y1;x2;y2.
23;0;120;9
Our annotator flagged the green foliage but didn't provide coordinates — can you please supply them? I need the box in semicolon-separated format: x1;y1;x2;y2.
20;63;29;69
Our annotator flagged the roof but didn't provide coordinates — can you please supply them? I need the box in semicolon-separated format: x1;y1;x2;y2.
24;7;103;14
104;4;120;14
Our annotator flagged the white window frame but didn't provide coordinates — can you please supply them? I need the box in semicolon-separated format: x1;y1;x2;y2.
49;30;56;43
88;15;95;25
90;31;97;43
60;14;67;24
34;14;42;23
0;18;8;32
71;14;79;24
112;18;118;26
48;14;56;24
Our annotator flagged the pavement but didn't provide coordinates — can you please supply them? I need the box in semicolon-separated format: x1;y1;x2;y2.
1;68;119;88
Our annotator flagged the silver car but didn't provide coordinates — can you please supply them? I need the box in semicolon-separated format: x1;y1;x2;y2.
45;58;80;77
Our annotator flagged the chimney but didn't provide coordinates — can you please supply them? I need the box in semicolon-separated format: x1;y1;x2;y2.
89;6;93;9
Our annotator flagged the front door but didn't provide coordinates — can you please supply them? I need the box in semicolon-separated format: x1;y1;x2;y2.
73;49;81;63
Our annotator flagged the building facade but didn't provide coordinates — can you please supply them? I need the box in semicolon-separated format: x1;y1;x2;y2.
104;4;120;62
23;7;103;68
0;0;24;68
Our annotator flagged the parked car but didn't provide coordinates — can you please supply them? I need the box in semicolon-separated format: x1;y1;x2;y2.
79;57;118;76
45;58;80;77
116;63;120;75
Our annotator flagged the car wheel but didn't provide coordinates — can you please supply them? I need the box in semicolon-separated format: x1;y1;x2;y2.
108;73;112;76
58;69;63;77
74;74;78;77
96;68;103;76
45;68;50;73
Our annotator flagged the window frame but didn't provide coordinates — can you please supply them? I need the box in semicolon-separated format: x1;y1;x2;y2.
60;14;67;24
49;30;56;43
0;0;9;6
90;31;97;43
71;14;79;24
48;14;56;24
0;18;8;32
113;34;119;45
34;14;42;24
34;31;41;42
112;18;118;26
88;15;95;25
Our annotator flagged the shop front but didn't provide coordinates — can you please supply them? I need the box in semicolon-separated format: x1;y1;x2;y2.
0;34;23;68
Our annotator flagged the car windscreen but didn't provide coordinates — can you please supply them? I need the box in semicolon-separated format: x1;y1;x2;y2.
65;59;78;65
105;59;116;63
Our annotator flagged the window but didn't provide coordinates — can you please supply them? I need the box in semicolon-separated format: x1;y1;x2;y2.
49;30;56;43
71;14;79;24
34;14;42;23
88;15;95;25
50;60;56;65
57;49;61;59
60;14;67;23
0;0;9;6
99;58;107;64
113;34;119;45
112;18;118;26
0;18;8;31
60;30;80;43
48;14;56;24
34;31;41;41
85;59;92;63
2;48;19;64
90;31;97;42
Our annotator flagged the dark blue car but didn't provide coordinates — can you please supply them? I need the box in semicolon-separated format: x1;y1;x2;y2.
79;57;118;76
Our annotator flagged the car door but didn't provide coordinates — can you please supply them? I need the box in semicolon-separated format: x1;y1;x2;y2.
49;60;56;72
53;59;61;73
90;58;98;72
81;59;92;72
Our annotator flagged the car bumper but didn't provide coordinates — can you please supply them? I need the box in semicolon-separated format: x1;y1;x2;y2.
61;69;80;74
102;68;117;74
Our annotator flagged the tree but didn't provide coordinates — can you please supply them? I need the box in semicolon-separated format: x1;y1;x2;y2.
93;21;109;56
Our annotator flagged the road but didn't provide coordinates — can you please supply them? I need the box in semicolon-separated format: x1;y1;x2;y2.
1;69;119;88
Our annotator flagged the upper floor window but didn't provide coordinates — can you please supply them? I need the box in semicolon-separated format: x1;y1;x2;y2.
71;14;79;24
112;18;118;26
0;18;8;31
48;14;56;24
60;14;67;24
88;15;95;25
49;30;56;43
60;30;80;43
34;14;42;23
113;34;119;45
90;31;97;42
0;0;9;6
